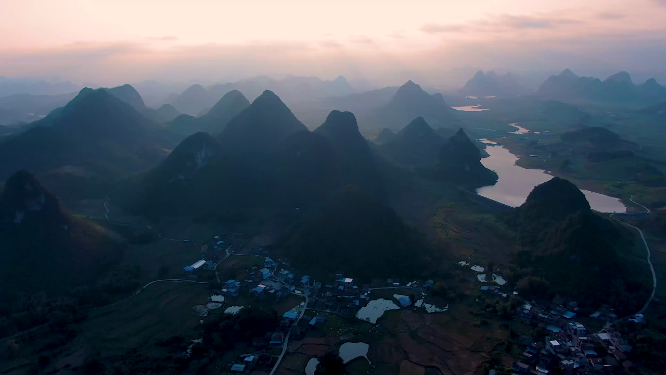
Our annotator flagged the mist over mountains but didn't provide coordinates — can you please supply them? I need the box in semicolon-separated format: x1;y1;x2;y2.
538;69;666;105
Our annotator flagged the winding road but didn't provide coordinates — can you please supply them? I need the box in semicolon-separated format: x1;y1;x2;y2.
269;294;309;375
621;220;657;315
609;201;657;318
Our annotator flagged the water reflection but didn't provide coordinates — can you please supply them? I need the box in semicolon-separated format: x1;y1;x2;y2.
452;105;489;112
305;358;319;375
339;342;370;364
476;145;626;213
509;123;529;134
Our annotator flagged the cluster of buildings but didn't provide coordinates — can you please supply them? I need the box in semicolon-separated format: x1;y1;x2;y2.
513;297;636;374
183;234;236;275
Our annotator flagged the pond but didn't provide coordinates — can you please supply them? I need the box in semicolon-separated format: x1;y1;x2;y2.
356;298;400;323
452;105;490;112
305;358;319;375
476;145;627;213
224;306;244;315
339;342;370;364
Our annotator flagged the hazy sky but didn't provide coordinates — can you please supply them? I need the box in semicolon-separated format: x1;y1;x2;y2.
1;0;666;86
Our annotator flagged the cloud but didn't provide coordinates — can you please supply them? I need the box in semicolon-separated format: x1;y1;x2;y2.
487;14;583;29
319;40;343;48
147;36;178;41
420;23;466;34
350;36;374;44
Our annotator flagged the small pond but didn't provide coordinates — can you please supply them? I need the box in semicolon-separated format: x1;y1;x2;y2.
356;298;400;323
339;342;370;364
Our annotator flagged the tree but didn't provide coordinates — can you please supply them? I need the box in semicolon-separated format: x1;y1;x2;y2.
559;158;572;171
315;351;346;375
516;276;550;299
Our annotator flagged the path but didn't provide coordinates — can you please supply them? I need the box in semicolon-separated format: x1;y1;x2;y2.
609;215;657;317
269;294;309;375
89;279;209;311
630;195;651;214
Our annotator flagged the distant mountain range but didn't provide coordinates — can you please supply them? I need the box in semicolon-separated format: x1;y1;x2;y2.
0;77;80;97
168;75;355;115
537;69;666;105
458;71;531;97
0;170;123;292
0;92;77;124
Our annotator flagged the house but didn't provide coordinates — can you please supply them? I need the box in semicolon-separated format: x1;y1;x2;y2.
562;311;576;319
512;361;529;374
547;340;564;354
283;311;298;320
230;364;246;372
210;295;225;303
252;337;267;347
264;257;275;267
520;310;534;325
252;285;267;295
183;259;206;273
260;268;271;280
301;275;310;285
588;358;603;371
243;355;257;368
269;332;284;345
567;322;586;337
309;317;317;326
343;278;353;288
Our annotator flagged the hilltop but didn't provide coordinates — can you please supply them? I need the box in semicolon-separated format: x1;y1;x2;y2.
376;81;459;129
0;170;124;292
374;128;396;144
505;178;649;313
458;70;529;97
170;84;217;115
280;185;433;279
313;110;383;196
379;117;446;167
167;90;250;136
218;90;308;156
436;129;498;186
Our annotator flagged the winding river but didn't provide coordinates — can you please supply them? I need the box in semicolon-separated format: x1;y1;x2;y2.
476;145;627;213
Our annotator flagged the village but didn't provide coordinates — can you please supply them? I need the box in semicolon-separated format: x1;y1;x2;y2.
176;234;647;374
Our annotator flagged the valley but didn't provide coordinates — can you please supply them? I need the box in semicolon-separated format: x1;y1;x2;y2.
1;72;666;375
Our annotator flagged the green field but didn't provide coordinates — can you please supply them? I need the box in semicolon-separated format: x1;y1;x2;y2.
77;282;210;355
